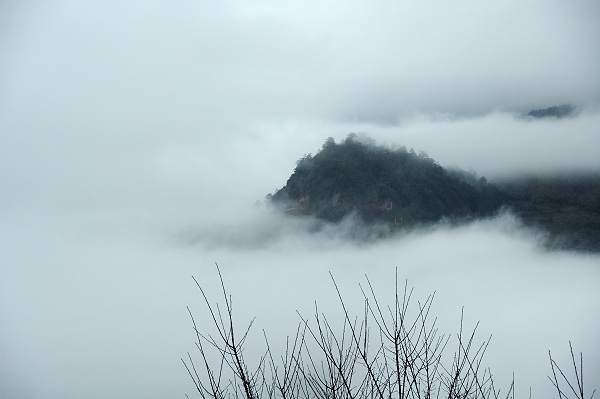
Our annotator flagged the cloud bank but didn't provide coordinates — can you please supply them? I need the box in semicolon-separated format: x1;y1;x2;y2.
1;1;600;398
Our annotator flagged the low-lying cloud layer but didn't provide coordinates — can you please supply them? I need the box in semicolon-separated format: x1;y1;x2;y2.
1;1;600;398
2;207;599;399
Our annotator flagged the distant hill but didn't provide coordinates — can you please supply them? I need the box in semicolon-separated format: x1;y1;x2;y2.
269;135;600;252
498;175;600;252
527;104;574;119
269;135;505;227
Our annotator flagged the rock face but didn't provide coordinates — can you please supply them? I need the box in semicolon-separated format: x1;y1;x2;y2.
270;136;505;227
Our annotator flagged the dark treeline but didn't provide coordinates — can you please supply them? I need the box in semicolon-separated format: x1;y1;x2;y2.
527;104;575;118
498;175;600;252
269;135;600;252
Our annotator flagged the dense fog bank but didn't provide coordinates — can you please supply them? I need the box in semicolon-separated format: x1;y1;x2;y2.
2;1;600;398
1;206;599;399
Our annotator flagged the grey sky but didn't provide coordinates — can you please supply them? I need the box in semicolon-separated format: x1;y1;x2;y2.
1;1;600;398
2;0;600;213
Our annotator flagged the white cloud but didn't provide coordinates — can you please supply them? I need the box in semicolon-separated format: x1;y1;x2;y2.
2;208;599;399
1;1;600;398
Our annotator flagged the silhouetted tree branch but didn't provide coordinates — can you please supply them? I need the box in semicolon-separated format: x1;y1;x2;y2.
184;265;595;399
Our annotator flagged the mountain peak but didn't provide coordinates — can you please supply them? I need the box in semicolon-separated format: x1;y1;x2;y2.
270;135;504;226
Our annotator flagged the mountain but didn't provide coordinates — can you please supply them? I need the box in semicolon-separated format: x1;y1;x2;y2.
269;135;505;227
269;135;600;252
498;174;600;252
527;104;574;119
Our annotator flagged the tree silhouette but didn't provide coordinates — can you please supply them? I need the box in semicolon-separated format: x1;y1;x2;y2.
183;265;595;399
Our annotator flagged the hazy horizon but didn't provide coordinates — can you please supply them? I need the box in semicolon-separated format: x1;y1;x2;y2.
1;1;599;398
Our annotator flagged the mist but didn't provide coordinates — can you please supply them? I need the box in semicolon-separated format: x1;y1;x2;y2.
1;1;600;398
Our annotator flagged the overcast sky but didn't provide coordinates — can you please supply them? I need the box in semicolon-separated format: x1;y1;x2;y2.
1;1;600;398
2;0;600;216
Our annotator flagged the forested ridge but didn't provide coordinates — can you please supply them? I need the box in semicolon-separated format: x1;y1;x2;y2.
269;135;600;251
527;104;574;118
270;135;505;226
499;175;600;252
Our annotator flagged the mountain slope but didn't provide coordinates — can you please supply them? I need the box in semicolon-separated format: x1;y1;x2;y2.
270;135;505;226
527;104;574;119
269;135;600;252
498;175;600;251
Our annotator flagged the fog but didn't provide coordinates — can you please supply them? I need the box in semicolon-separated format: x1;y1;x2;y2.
1;1;600;398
